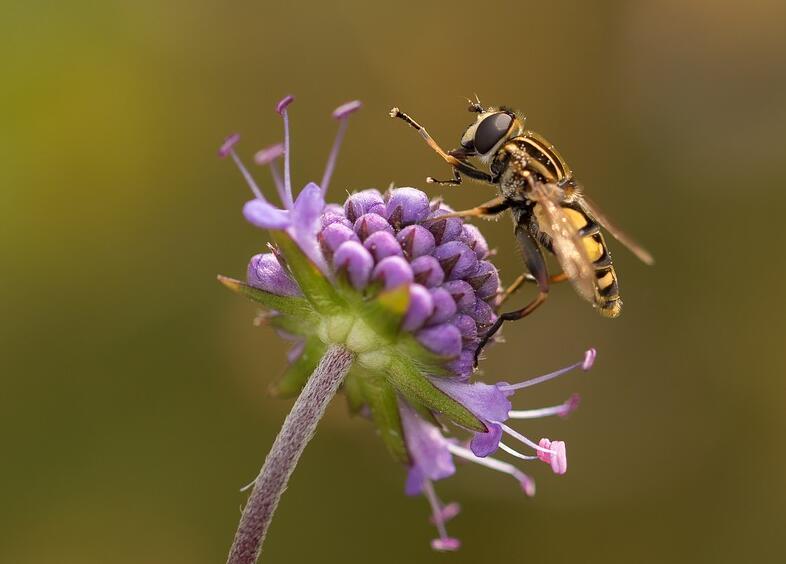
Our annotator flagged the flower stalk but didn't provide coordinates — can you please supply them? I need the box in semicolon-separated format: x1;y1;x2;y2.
226;345;355;564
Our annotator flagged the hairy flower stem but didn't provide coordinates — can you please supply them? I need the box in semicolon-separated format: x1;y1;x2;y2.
226;345;355;564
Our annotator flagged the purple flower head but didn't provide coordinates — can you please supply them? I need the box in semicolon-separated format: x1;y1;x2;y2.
219;99;600;553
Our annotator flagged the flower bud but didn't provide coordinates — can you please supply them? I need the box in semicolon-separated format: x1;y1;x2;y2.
428;287;458;325
385;187;430;227
417;323;462;357
320;223;360;255
354;213;394;241
460;224;490;259
403;284;435;331
428;208;463;245
411;255;445;288
471;298;495;326
397;224;436;259
344;189;385;222
333;241;374;289
364;230;404;262
442;280;477;314
372;256;414;290
433;241;479;281
466;261;500;300
247;253;301;296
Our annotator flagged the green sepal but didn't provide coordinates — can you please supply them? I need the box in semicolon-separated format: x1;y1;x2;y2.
395;334;451;378
358;368;410;464
270;336;327;397
217;275;316;320
271;231;345;314
268;313;315;336
387;357;486;432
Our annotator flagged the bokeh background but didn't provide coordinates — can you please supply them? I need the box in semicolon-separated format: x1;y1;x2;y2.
3;1;785;562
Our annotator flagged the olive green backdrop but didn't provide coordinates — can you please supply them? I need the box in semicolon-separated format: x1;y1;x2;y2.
3;1;785;562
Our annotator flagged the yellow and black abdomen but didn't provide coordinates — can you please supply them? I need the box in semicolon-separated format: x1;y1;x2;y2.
561;206;622;318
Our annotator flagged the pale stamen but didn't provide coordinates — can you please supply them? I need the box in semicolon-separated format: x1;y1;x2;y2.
254;144;287;206
508;394;580;419
230;150;266;202
219;134;266;202
498;423;555;455
498;442;538;460
498;348;596;393
423;480;459;551
275;96;295;209
321;100;362;195
448;443;535;496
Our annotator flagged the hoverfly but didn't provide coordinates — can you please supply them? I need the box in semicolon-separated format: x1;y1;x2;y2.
389;100;653;363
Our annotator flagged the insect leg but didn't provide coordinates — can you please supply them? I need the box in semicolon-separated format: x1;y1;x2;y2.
498;272;568;305
473;227;549;366
427;168;463;186
389;107;494;184
434;195;510;220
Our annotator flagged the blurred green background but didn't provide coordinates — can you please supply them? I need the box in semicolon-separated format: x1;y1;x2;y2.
3;1;785;562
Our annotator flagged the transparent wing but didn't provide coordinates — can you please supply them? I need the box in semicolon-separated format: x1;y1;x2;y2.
530;183;598;303
581;195;655;265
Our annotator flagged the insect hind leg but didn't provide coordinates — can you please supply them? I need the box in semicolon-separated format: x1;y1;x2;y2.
473;225;551;366
474;291;549;366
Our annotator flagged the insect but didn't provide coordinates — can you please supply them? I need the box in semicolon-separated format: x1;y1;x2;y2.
389;100;654;363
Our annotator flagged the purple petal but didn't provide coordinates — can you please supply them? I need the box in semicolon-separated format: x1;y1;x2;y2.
427;287;458;325
243;199;291;229
405;467;426;497
333;241;374;289
247;253;301;297
332;100;362;119
467;261;499;300
364;230;404;262
411;255;445;288
470;422;503;457
417;324;462;357
399;400;455;491
430;379;511;423
288;183;328;272
353;213;393;241
385;187;431;226
433;241;478;281
442;280;477;314
460;224;490;259
396;225;436;258
372;256;413;290
319;223;359;255
403;284;435;332
344;189;385;222
291;182;325;232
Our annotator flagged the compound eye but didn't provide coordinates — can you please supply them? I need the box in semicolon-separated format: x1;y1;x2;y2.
474;112;513;154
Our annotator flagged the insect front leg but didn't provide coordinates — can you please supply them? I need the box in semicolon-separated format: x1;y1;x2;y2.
427;168;463;186
474;226;550;366
389;107;494;185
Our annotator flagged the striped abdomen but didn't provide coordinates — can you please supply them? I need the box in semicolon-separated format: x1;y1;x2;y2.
561;205;622;317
